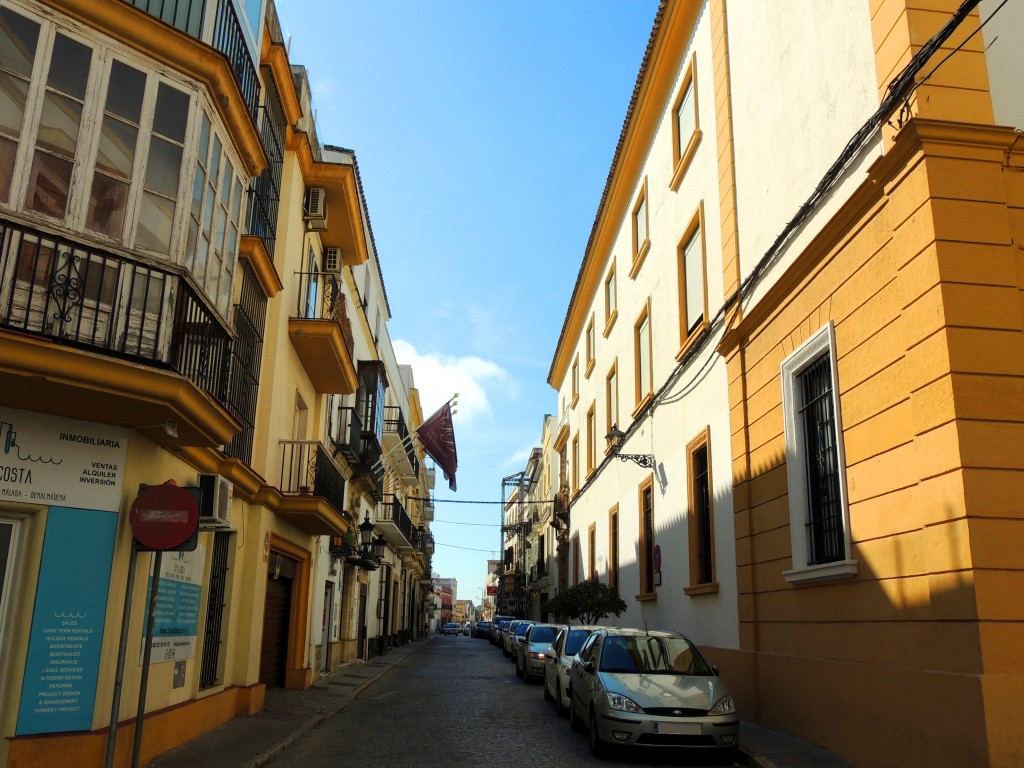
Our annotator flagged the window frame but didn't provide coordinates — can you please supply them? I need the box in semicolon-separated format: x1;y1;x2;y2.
603;262;617;336
670;54;701;191
676;202;709;359
605;361;618;453
685;427;718;595
608;504;619;592
0;517;22;664
629;178;650;278
588;523;596;581
586;402;596;478
633;301;653;415
0;5;246;320
781;322;857;584
585;315;595;378
637;475;657;600
571;433;580;496
571;355;579;408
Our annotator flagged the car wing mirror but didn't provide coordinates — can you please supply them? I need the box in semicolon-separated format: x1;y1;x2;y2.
583;661;595;674
712;665;720;676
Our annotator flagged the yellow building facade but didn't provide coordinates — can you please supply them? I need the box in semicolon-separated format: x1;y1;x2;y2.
548;1;1023;766
0;1;435;766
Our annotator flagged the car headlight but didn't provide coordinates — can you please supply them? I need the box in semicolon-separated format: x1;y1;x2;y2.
606;693;645;714
530;652;546;660
708;695;735;716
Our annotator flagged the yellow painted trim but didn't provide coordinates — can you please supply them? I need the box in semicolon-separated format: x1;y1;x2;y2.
549;1;701;387
40;0;267;177
268;533;313;688
0;332;239;446
240;235;284;298
261;37;303;127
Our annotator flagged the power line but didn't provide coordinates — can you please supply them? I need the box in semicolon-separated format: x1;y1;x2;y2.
431;518;501;527
435;542;499;553
408;496;554;505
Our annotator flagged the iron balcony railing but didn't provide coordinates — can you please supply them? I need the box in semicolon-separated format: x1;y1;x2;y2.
379;494;414;549
123;0;260;121
294;271;355;361
0;216;231;402
383;405;419;478
333;405;384;498
278;439;347;515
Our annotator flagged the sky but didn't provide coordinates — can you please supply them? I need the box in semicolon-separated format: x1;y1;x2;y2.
274;1;661;606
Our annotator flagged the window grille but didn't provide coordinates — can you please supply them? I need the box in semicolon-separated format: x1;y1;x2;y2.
199;530;231;688
692;444;713;583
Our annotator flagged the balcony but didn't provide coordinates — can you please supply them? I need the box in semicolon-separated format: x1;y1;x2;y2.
383;406;419;481
420;493;435;522
333;406;383;500
123;0;260;122
289;273;357;394
378;494;415;551
275;439;348;535
0;216;238;447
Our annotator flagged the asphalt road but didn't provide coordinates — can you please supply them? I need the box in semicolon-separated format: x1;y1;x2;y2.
265;634;741;768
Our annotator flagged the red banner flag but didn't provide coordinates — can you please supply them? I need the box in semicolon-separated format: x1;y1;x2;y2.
417;401;458;491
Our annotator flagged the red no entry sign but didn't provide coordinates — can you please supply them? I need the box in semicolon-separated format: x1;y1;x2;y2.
129;481;199;551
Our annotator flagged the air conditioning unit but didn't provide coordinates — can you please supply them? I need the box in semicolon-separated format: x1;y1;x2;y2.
198;473;233;528
303;187;328;230
324;246;342;273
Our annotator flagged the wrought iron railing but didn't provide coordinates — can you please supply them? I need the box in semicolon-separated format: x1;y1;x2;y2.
294;271;355;362
0;216;231;402
380;494;414;546
384;405;419;477
122;0;260;121
332;405;384;499
278;439;347;515
223;264;265;463
246;70;285;261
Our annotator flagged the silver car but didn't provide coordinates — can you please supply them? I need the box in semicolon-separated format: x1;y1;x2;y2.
514;623;559;682
509;620;533;665
502;620;523;657
568;628;739;758
543;625;600;715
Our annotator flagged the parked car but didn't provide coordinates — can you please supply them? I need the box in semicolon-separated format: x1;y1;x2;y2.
567;628;739;758
543;624;600;715
515;623;559;683
463;622;472;636
491;616;514;645
502;620;523;657
442;622;462;636
510;620;533;664
474;621;492;639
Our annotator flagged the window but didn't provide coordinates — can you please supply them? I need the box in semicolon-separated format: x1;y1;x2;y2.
571;356;579;407
634;303;652;410
677;205;708;353
0;6;246;316
585;316;595;377
630;180;650;276
638;477;656;598
605;363;618;446
608;505;619;591
572;536;581;586
586;404;596;476
686;428;717;594
604;263;617;334
571;434;579;495
588;524;596;581
200;530;231;688
670;55;701;190
781;322;857;584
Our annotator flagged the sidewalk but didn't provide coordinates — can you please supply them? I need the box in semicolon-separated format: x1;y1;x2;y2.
148;634;853;768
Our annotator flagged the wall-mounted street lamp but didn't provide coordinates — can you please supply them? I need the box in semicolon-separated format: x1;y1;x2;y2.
330;513;388;570
605;426;655;469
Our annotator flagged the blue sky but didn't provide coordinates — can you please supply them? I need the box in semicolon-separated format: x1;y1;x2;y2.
275;1;661;605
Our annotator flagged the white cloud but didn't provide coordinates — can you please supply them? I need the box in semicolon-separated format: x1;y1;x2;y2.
392;339;511;425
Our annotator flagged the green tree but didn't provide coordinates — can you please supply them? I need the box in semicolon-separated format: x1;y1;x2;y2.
542;578;628;624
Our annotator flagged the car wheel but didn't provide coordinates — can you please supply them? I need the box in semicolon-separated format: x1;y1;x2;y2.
589;708;609;758
555;686;568;718
569;689;582;732
543;676;554;701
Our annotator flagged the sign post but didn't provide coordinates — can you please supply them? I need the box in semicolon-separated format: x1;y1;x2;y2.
105;481;199;768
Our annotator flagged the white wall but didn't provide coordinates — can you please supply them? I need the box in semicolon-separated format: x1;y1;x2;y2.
981;0;1024;129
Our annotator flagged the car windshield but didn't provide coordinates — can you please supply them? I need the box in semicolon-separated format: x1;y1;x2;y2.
529;626;556;643
564;629;592;656
599;635;713;676
515;623;531;637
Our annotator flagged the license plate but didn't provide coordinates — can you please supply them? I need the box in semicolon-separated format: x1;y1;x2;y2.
652;721;701;735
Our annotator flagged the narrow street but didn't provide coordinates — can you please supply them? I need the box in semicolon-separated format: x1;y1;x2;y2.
265;636;741;768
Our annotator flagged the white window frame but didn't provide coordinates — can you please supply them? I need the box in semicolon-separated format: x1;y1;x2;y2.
0;2;246;319
780;321;858;584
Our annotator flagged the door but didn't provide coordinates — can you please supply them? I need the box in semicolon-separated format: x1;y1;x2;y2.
321;582;334;673
357;583;368;660
259;575;291;687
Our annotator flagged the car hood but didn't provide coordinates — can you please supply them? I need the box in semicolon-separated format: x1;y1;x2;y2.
599;672;730;711
527;642;554;653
